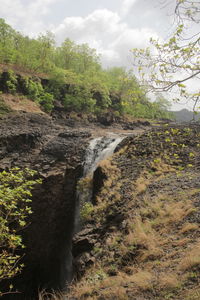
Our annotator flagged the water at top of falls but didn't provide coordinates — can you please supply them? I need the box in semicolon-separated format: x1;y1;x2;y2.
83;134;124;176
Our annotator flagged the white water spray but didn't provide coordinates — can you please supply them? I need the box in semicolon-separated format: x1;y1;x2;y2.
84;134;124;176
74;134;124;232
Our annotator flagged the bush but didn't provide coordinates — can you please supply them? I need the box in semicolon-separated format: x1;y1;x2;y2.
5;70;17;94
39;92;54;112
0;168;42;295
80;202;94;221
19;77;54;112
64;86;96;112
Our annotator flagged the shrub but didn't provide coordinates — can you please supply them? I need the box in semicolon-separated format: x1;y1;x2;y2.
0;168;42;295
80;202;94;221
5;70;17;94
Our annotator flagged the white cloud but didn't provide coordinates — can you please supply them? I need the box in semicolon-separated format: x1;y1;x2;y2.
121;0;137;17
0;0;158;67
0;0;58;35
53;9;158;67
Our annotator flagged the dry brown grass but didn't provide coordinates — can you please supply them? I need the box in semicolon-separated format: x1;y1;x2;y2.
69;150;200;300
150;158;176;175
179;242;200;271
173;237;191;247
98;274;129;300
140;192;195;230
162;201;195;224
38;291;64;300
1;93;43;113
69;265;109;299
128;270;154;291
125;192;196;263
126;217;157;247
125;217;164;262
69;271;130;300
158;273;180;289
180;223;199;234
135;176;150;194
183;288;200;300
69;278;97;299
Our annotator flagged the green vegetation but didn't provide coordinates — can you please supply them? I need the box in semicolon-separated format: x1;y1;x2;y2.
132;0;200;112
0;18;172;118
0;168;41;296
80;202;94;222
0;94;12;115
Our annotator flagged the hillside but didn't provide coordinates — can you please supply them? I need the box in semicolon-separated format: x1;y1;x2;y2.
0;18;172;121
172;109;200;123
69;124;200;300
1;16;200;300
1;100;200;300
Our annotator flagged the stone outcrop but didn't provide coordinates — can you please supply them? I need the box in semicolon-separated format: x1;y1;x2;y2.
0;110;150;299
0;112;91;299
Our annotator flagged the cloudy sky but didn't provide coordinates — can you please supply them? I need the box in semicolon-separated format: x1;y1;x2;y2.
0;0;196;110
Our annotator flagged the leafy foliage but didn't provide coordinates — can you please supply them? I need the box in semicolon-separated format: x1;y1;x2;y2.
132;0;200;111
0;18;172;119
80;202;94;222
0;168;41;295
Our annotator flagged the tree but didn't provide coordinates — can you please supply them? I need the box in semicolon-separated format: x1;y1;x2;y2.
0;18;16;63
105;67;149;114
132;0;200;111
35;32;55;72
0;168;41;296
55;39;78;71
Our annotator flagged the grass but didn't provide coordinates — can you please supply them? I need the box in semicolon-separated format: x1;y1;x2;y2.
180;223;199;234
128;270;154;291
158;273;180;290
125;217;163;262
89;158;122;222
38;291;64;300
183;288;200;300
0;97;12;115
179;242;200;271
68;136;200;300
135;175;150;194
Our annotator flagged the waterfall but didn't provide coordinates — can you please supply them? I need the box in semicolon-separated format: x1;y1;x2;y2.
74;134;124;233
83;134;124;176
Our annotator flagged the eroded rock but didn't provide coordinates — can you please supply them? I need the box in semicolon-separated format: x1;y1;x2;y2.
0;112;91;299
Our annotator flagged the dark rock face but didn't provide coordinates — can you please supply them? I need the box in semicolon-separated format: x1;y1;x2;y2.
73;226;98;278
0;112;91;299
0;111;150;298
92;166;108;204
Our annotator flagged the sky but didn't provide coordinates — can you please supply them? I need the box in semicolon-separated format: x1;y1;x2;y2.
0;0;197;110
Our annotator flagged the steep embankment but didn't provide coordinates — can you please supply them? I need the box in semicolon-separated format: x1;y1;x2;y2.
0;93;43;113
0;110;149;299
0;112;91;299
70;124;200;300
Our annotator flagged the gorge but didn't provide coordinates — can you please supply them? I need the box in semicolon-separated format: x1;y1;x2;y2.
1;111;200;300
0;111;143;299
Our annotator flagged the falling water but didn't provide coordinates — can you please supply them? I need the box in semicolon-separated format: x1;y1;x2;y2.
83;134;124;176
74;134;124;233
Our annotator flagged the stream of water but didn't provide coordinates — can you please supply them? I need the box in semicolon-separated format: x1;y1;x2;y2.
74;134;124;233
83;134;124;176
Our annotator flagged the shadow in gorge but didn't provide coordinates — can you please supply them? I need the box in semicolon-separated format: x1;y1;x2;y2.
1;132;124;300
1;165;83;300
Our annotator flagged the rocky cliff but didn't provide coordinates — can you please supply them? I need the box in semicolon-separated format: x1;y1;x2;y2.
0;110;149;299
0;112;91;299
